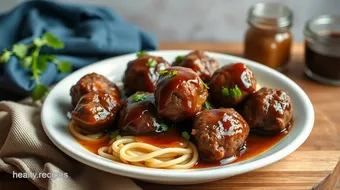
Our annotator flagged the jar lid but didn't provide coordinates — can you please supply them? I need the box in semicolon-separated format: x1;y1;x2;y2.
248;2;293;29
304;14;340;45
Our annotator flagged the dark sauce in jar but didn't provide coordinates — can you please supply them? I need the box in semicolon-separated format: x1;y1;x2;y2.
304;15;340;85
305;33;340;80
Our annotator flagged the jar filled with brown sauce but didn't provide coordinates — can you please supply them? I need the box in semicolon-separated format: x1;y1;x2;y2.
304;15;340;85
244;3;293;69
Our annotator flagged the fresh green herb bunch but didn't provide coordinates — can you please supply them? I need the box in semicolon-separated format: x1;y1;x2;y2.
0;33;72;101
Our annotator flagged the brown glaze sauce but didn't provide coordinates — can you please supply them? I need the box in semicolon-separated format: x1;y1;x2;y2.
77;123;291;168
118;92;165;135
134;128;186;148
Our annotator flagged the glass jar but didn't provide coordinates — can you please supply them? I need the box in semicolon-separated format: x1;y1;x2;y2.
304;15;340;85
244;2;293;69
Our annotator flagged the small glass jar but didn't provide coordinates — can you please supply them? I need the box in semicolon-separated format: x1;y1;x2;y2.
304;15;340;85
244;2;293;69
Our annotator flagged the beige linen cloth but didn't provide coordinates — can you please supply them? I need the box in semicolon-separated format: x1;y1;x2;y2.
0;101;140;190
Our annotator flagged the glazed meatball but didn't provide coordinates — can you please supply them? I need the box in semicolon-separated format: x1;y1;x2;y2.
243;87;293;133
172;50;219;82
209;63;256;107
123;54;170;96
192;108;249;161
118;92;166;136
72;91;121;133
70;73;120;107
155;66;208;122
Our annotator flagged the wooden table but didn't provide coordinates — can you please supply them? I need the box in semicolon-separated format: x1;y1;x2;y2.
1;42;340;190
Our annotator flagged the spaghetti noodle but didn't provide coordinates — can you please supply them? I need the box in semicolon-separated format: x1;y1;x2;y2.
69;120;199;169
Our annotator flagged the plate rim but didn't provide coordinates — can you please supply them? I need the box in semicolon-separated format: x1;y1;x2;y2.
41;50;315;182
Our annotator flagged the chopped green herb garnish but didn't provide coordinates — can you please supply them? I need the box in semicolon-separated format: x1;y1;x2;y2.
230;88;239;98
204;101;212;110
110;130;119;139
159;69;178;77
222;86;242;98
160;123;168;131
159;70;168;75
147;58;157;68
137;51;147;58
182;131;190;140
168;70;178;77
203;83;209;89
222;87;230;96
132;93;147;102
175;55;185;62
230;86;242;98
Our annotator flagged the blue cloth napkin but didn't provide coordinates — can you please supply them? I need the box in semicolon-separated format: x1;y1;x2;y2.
0;0;158;98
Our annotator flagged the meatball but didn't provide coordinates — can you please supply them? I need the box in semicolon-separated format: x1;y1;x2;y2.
192;108;249;161
118;92;166;136
155;66;208;122
70;73;120;107
72;91;121;133
172;50;219;82
243;87;293;133
209;63;256;107
123;54;170;96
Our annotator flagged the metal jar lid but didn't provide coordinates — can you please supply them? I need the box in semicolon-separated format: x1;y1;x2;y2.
248;2;293;29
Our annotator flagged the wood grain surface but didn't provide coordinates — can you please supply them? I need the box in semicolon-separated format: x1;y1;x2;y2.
1;43;340;190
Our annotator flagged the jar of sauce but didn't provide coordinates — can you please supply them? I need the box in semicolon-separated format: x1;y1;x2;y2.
244;2;293;69
304;15;340;85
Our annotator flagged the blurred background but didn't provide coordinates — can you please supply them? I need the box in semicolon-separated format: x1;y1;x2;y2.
2;0;340;42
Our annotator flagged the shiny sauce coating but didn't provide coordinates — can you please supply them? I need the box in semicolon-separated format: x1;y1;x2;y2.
155;66;208;122
225;63;256;92
72;91;120;133
192;109;249;161
123;55;169;95
208;63;256;107
118;92;166;135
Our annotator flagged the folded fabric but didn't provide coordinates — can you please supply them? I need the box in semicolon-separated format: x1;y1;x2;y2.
0;0;157;98
0;101;141;190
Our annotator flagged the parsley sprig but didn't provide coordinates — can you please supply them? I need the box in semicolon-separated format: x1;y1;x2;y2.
0;33;72;101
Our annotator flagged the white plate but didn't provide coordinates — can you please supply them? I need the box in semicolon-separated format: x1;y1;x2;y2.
41;51;314;185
